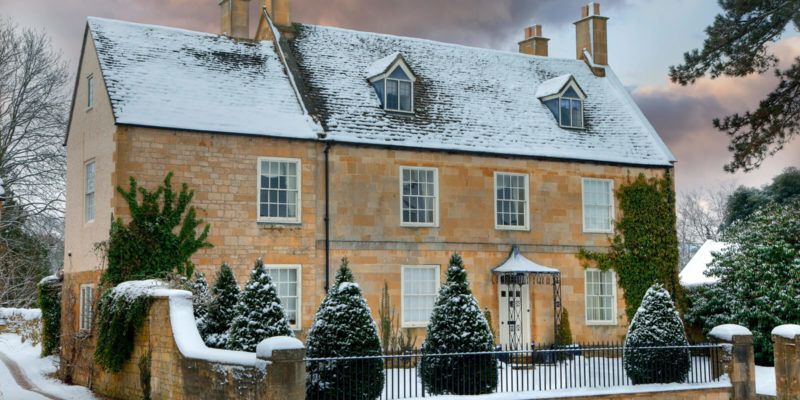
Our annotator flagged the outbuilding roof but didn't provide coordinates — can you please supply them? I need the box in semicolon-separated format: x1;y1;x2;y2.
86;17;319;139
679;240;730;288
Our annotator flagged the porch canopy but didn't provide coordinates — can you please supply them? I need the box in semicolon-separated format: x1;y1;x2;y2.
491;245;562;348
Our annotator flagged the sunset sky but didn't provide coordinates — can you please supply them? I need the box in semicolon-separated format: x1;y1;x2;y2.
3;0;798;197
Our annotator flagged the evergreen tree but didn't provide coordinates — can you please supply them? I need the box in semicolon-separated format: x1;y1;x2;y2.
557;308;573;346
669;1;800;172
306;258;383;400
227;259;293;351
199;264;240;348
686;201;800;365
189;272;212;330
624;283;690;384
421;254;497;395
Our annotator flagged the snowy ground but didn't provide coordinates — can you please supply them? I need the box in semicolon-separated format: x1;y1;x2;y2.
0;333;99;400
756;365;776;396
373;355;730;399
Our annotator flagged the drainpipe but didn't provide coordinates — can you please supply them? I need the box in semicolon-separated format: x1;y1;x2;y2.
324;142;332;292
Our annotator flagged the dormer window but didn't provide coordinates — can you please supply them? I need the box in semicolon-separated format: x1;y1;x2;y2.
536;74;586;129
366;52;416;113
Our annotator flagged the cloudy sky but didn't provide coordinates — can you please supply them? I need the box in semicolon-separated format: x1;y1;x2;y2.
2;0;798;196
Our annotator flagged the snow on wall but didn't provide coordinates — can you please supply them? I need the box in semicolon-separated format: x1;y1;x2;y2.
292;24;675;166
709;324;752;341
0;308;42;321
87;17;319;140
771;324;800;340
255;336;304;359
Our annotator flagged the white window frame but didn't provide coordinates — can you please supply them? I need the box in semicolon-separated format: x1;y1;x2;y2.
584;268;617;325
263;264;302;331
494;171;530;231
367;59;416;114
79;284;95;331
86;74;94;110
581;177;614;233
399;166;439;227
558;98;584;129
257;157;302;224
401;265;440;328
84;160;95;224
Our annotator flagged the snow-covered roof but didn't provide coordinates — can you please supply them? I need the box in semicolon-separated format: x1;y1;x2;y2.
491;246;560;274
86;17;319;139
292;24;676;166
679;240;729;288
535;74;574;98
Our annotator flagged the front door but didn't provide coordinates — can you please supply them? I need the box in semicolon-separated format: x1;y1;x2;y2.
498;274;531;349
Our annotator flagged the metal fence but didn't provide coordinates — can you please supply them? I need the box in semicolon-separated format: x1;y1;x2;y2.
304;342;726;399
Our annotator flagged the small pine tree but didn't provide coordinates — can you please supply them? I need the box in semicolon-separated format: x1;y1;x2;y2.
557;308;573;346
199;264;240;348
624;283;690;384
189;272;212;324
421;254;497;395
306;258;384;400
227;259;293;351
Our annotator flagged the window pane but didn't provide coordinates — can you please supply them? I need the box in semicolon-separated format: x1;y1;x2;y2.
387;80;399;110
401;168;436;224
572;100;582;127
259;160;300;221
399;81;412;111
371;79;385;106
585;270;614;322
388;66;410;80
403;266;438;324
560;99;571;126
495;173;527;227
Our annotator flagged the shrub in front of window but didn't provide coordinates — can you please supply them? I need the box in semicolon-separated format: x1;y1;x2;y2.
102;172;212;287
226;258;293;352
579;172;682;320
421;254;497;395
623;283;690;384
198;264;240;348
306;258;383;400
37;276;61;357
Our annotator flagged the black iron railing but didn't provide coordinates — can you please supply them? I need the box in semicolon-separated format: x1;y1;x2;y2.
304;342;726;399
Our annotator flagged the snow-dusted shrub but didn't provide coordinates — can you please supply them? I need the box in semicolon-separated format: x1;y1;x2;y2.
686;202;800;365
188;272;211;327
38;276;61;356
421;254;497;395
198;264;240;348
306;258;383;400
226;258;293;352
624;283;690;384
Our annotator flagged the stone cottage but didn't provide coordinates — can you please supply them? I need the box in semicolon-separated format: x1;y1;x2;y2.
62;0;676;378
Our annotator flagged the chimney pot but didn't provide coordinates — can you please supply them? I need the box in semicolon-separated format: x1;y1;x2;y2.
574;2;608;71
519;24;549;57
220;0;250;38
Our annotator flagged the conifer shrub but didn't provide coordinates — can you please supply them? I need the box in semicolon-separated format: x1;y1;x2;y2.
306;258;383;400
227;259;293;351
37;276;61;357
199;264;240;348
188;272;211;327
557;308;573;346
421;254;497;395
623;283;690;384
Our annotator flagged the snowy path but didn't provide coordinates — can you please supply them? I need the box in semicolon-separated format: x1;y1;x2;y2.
0;334;99;400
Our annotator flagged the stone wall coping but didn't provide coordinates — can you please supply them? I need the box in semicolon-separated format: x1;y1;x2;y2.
256;336;304;360
166;291;262;367
709;324;752;342
771;324;800;340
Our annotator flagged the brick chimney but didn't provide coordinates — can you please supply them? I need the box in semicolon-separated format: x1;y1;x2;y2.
518;25;549;57
220;0;250;38
574;2;608;65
